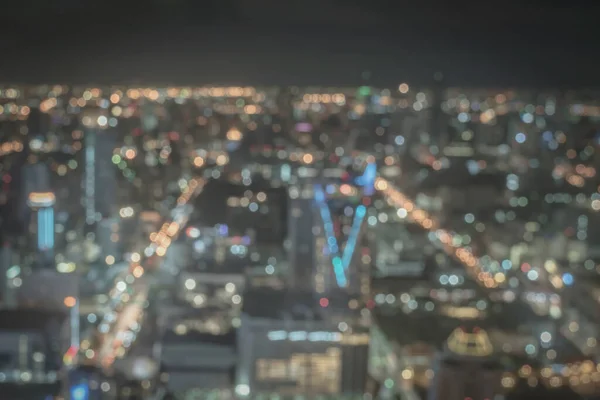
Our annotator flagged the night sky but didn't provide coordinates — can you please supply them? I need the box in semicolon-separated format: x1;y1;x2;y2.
1;0;599;86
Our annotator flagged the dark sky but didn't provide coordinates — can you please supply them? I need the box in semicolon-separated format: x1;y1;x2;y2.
1;0;599;87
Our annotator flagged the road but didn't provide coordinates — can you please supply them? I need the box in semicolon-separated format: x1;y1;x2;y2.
98;283;148;368
84;176;207;373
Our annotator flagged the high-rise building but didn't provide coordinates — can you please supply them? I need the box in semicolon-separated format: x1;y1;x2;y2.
0;243;16;308
287;193;315;292
27;192;56;268
236;289;370;398
0;309;65;398
82;110;116;232
3;268;80;397
95;130;117;219
429;327;503;400
19;162;51;230
160;328;236;395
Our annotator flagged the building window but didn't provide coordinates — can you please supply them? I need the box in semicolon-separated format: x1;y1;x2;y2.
255;348;342;394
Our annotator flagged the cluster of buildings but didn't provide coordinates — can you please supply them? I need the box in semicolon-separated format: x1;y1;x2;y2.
0;82;599;400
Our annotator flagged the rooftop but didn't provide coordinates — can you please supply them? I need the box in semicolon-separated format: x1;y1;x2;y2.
374;310;459;350
0;309;67;331
163;328;236;348
242;288;324;321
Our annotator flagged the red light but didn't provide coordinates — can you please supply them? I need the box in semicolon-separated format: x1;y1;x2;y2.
319;298;329;308
366;300;375;309
66;345;78;357
465;397;472;400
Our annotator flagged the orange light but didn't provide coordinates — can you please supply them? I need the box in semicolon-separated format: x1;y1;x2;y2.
302;153;313;164
125;149;136;159
64;296;76;308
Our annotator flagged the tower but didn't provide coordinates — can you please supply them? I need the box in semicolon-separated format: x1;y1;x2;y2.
19;162;51;232
81;109;115;233
27;192;56;268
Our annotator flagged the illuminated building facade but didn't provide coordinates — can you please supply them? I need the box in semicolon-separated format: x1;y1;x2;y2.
16;271;79;352
429;327;502;400
82;110;115;232
0;309;65;397
94;130;117;219
236;290;369;398
160;329;236;394
27;192;56;267
19;162;51;231
311;182;371;300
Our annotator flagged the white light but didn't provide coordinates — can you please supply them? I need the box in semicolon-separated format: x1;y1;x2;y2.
184;279;196;290
235;384;250;396
540;331;552;343
527;269;539;281
225;282;236;293
192;295;205;306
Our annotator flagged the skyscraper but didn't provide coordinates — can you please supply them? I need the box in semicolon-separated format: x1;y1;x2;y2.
287;193;315;291
19;162;51;231
236;289;370;398
95;130;117;219
27;192;56;268
81;110;116;233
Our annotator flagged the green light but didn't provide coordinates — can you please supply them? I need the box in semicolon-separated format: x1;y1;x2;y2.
358;86;371;97
384;378;394;388
112;154;121;164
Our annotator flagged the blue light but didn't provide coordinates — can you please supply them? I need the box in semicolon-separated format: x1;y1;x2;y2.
281;164;291;181
341;205;367;271
332;256;347;287
70;383;89;400
355;162;376;196
313;185;368;287
515;132;526;143
562;273;574;286
217;224;228;236
37;207;54;250
314;185;342;273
